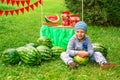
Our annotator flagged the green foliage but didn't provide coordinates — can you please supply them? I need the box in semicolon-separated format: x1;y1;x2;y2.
107;0;120;26
65;0;120;26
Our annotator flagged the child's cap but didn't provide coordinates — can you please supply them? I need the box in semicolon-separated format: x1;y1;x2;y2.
74;21;87;32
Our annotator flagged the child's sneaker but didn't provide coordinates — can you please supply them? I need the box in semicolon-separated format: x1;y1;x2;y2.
100;63;116;70
69;62;78;70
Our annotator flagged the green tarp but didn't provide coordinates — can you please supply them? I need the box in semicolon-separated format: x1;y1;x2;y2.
40;25;75;50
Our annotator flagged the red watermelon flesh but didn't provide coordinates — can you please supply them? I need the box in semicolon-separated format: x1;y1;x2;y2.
45;15;59;23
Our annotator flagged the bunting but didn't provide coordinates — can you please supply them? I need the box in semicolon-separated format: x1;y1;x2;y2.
0;0;42;16
0;0;31;6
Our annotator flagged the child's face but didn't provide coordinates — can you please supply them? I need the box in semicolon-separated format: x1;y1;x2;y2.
75;29;85;40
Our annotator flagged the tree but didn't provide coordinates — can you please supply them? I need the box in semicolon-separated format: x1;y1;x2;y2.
65;0;120;27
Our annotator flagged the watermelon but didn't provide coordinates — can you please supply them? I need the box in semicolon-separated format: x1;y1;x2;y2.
74;56;89;65
36;45;52;61
92;43;108;57
45;15;59;23
18;46;41;65
37;37;53;48
51;46;65;57
16;46;26;53
1;48;20;65
25;43;38;48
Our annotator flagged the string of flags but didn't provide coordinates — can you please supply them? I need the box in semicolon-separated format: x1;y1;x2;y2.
0;0;42;16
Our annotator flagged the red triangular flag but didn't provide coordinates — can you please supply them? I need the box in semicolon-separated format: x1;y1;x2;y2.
34;2;38;7
6;0;11;5
11;1;15;6
30;4;34;10
1;0;4;3
10;10;14;15
25;6;29;12
16;1;20;6
0;11;4;16
26;1;30;5
21;1;25;6
38;0;42;5
15;10;19;15
20;8;24;14
5;11;9;16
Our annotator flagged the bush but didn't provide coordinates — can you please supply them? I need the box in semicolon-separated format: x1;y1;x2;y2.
65;0;120;27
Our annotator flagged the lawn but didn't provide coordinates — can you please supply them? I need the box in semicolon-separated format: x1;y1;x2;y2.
0;0;120;80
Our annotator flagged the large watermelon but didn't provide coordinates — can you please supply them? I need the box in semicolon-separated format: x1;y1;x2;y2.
16;46;26;53
37;37;53;48
92;43;108;57
1;48;20;65
45;15;59;23
18;46;41;65
74;56;89;65
36;45;52;61
25;43;38;48
51;46;65;57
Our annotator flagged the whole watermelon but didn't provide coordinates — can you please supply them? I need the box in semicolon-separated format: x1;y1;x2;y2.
51;46;65;57
16;46;26;53
37;37;53;48
92;43;108;57
1;48;20;65
36;45;52;61
19;46;41;65
74;55;89;65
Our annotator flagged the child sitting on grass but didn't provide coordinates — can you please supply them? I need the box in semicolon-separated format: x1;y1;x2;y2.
60;21;116;70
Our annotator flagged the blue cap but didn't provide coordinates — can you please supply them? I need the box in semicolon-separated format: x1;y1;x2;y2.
74;21;87;32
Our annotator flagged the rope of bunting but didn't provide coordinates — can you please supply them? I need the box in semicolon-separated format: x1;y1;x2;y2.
0;0;42;16
1;0;31;6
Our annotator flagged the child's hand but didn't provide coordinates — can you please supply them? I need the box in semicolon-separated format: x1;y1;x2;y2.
77;51;88;58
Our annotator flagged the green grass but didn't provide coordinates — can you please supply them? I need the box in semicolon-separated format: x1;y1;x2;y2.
0;0;120;80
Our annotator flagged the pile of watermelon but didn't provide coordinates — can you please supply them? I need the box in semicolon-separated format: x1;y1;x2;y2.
1;36;65;66
2;37;108;66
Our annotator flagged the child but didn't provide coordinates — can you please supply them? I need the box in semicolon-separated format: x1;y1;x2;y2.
60;21;116;70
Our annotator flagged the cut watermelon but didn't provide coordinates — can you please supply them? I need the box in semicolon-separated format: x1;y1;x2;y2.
45;15;59;23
